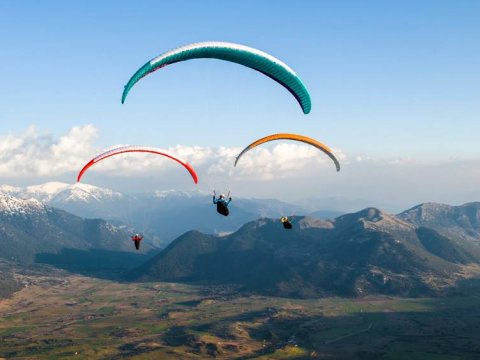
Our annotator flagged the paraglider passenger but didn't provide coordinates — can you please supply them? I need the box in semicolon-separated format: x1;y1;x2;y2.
281;216;292;229
213;191;232;216
131;234;143;250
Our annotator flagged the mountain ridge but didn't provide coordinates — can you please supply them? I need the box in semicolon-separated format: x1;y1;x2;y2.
131;205;480;298
398;202;480;244
0;182;322;245
0;192;154;274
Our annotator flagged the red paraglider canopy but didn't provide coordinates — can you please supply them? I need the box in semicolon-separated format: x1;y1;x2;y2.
77;145;198;184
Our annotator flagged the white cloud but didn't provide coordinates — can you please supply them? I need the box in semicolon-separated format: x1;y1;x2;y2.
0;126;343;180
0;125;97;177
0;125;479;209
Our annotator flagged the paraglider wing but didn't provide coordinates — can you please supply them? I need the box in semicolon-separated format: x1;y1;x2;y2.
234;133;341;172
121;41;311;114
77;145;198;184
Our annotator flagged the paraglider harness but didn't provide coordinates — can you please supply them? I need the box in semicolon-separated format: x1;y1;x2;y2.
281;216;292;229
131;234;143;250
213;191;231;216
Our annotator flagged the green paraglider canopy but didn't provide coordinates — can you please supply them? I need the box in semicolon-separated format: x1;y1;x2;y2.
122;41;311;114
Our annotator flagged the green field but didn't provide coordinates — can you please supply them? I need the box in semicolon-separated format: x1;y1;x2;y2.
1;272;480;359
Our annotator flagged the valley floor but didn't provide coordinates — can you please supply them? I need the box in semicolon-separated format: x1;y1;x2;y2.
1;270;480;359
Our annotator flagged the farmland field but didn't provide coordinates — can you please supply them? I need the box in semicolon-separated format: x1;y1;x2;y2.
1;270;480;359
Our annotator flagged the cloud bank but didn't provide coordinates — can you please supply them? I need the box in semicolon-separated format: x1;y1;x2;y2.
0;125;97;176
0;125;343;180
0;125;478;209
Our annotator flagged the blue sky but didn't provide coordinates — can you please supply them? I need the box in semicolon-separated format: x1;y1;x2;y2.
1;1;479;155
0;1;479;206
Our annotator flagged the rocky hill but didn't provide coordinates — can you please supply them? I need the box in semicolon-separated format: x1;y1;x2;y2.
398;202;480;244
131;207;480;298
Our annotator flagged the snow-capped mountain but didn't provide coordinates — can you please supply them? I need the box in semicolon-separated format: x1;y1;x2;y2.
0;182;127;220
0;192;155;269
48;183;128;221
0;182;71;202
0;192;46;216
0;182;332;245
0;181;124;203
51;183;125;203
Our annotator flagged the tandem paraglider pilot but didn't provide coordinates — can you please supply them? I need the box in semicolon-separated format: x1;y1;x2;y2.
213;191;232;216
131;234;143;250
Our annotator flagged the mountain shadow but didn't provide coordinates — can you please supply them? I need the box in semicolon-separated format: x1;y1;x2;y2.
35;247;156;280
